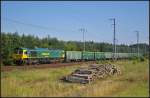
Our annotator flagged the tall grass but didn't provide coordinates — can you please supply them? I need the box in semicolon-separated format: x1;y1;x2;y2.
1;60;149;97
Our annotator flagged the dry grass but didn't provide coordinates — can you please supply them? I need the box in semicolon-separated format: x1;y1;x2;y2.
1;59;149;97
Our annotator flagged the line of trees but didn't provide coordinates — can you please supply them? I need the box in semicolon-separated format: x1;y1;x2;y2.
1;32;149;65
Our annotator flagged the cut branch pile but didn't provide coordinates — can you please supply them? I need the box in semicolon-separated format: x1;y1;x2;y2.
61;64;121;84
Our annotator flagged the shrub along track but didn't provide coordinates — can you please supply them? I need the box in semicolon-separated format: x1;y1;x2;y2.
1;61;96;72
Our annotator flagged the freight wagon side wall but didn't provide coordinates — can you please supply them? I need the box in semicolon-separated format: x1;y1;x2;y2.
95;52;105;60
82;51;95;60
66;51;82;61
104;52;113;59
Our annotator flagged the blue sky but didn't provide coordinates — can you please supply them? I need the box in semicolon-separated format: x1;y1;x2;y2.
1;1;149;45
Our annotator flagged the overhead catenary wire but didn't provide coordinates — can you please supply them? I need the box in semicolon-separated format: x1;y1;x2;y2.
1;17;76;33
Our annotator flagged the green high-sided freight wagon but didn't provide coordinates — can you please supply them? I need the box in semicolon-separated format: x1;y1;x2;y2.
82;51;95;60
66;51;82;61
95;52;105;60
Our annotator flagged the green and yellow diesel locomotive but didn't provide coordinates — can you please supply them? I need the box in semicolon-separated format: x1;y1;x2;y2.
13;47;65;65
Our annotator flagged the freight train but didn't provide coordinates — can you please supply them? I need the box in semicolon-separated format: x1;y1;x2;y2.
13;47;141;65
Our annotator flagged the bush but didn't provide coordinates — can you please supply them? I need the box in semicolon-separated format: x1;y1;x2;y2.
129;56;138;61
3;59;14;66
132;61;136;64
130;56;145;62
143;53;149;59
96;60;99;64
1;62;4;66
139;56;145;62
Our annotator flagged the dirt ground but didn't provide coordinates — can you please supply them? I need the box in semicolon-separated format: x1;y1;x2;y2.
1;61;96;72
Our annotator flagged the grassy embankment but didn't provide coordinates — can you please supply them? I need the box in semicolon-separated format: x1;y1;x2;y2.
1;59;149;97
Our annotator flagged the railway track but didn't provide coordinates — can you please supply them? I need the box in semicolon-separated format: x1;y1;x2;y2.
1;61;96;72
